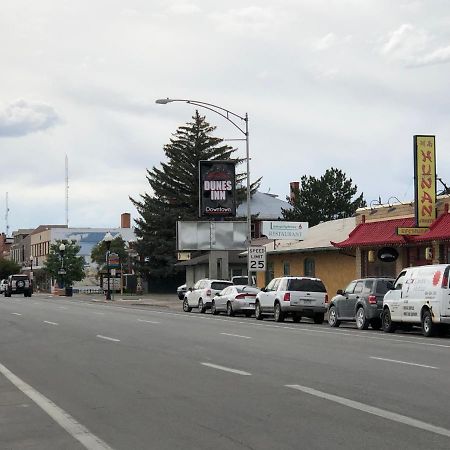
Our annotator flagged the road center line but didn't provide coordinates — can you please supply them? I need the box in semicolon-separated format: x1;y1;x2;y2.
96;335;120;342
286;384;450;438
0;362;114;450
369;356;438;369
11;312;22;316
43;321;58;326
137;319;160;324
201;362;251;376
220;332;252;339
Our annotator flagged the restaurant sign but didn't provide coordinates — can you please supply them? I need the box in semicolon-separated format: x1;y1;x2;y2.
396;227;429;236
414;135;436;227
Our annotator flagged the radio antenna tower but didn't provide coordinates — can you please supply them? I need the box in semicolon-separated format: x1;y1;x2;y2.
65;154;69;227
5;192;10;237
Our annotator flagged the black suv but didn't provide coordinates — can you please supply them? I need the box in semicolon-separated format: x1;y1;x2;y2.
327;277;394;330
4;274;32;297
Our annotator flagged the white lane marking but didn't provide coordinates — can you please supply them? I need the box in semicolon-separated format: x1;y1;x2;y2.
220;332;252;339
0;362;114;450
58;306;67;310
201;362;251;376
93;312;105;315
137;319;160;324
43;321;58;326
11;313;22;316
369;356;438;370
96;335;120;343
286;384;450;438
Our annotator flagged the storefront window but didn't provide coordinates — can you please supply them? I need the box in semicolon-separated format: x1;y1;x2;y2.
304;258;315;277
283;262;290;276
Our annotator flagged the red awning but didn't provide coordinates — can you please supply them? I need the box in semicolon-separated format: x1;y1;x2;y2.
331;217;416;248
414;213;450;242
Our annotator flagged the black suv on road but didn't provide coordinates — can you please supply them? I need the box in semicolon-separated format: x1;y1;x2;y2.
4;274;32;297
327;277;394;330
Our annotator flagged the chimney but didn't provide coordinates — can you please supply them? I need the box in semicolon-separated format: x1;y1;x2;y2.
290;181;299;202
121;213;131;228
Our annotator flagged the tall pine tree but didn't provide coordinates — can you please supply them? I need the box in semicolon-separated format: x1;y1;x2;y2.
130;111;255;289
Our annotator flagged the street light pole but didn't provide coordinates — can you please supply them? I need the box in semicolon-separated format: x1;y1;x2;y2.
156;98;252;286
29;255;33;294
59;243;66;290
104;232;113;300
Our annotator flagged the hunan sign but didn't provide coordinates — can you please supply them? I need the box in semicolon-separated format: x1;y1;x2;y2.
414;135;436;227
199;160;236;217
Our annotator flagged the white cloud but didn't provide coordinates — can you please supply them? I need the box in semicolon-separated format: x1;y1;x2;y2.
167;2;201;15
381;23;450;67
314;33;337;51
0;99;60;137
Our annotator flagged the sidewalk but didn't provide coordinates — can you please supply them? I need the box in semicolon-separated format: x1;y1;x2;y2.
86;292;183;311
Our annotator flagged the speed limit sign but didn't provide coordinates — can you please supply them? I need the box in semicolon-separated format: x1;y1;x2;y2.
248;246;266;272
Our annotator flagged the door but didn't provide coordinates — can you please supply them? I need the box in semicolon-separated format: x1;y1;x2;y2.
387;271;407;321
440;266;450;317
260;278;279;311
338;281;357;318
217;286;232;311
188;280;203;306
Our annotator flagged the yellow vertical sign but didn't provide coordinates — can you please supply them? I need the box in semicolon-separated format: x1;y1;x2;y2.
414;135;436;227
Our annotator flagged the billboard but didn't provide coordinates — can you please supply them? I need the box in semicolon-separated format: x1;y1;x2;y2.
177;221;247;250
261;221;308;240
414;135;436;227
199;160;236;217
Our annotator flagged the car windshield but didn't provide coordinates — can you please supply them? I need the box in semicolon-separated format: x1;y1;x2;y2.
236;286;259;294
287;278;326;292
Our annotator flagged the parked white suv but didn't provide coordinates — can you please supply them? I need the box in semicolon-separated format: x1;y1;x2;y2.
255;276;328;323
183;279;234;313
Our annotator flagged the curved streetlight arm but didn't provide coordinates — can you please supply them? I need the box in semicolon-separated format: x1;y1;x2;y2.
156;98;247;136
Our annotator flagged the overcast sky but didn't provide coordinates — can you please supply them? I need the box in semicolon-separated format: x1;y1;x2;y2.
1;0;449;233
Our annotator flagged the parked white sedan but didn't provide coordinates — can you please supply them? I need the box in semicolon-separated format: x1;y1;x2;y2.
211;285;260;317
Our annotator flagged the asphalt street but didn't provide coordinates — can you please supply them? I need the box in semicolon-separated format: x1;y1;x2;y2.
1;293;450;449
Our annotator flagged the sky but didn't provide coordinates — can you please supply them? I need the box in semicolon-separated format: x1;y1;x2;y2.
1;0;450;234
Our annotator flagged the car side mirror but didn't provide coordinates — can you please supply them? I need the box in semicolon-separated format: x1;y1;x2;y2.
336;289;343;295
261;287;267;292
188;287;193;292
216;292;221;296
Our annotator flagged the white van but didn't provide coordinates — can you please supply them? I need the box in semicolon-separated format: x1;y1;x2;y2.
382;264;450;337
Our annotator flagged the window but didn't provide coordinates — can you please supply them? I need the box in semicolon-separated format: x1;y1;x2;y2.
376;279;394;294
287;278;326;292
265;278;277;291
272;279;281;291
344;281;357;294
283;262;290;276
394;271;407;290
211;281;233;291
304;258;315;277
363;280;374;294
354;281;364;294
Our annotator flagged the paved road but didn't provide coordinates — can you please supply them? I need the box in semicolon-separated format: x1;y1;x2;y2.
1;293;450;449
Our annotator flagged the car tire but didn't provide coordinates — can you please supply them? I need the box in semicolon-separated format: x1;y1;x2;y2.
292;314;301;323
198;299;206;314
255;302;263;320
370;318;382;330
211;301;219;315
183;298;192;312
356;307;369;330
421;310;435;337
382;308;396;333
313;313;324;324
226;302;235;317
274;302;284;322
328;306;340;327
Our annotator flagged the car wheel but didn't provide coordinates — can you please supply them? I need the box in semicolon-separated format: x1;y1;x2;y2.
292;314;301;323
211;301;219;315
382;308;396;333
274;302;284;322
422;310;435;337
183;298;192;312
313;313;324;324
356;307;369;330
255;302;263;320
226;302;234;317
328;306;340;327
198;299;206;314
370;318;382;330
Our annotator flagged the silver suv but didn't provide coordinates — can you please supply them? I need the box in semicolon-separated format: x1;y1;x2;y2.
328;277;394;330
183;279;233;313
255;276;328;323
